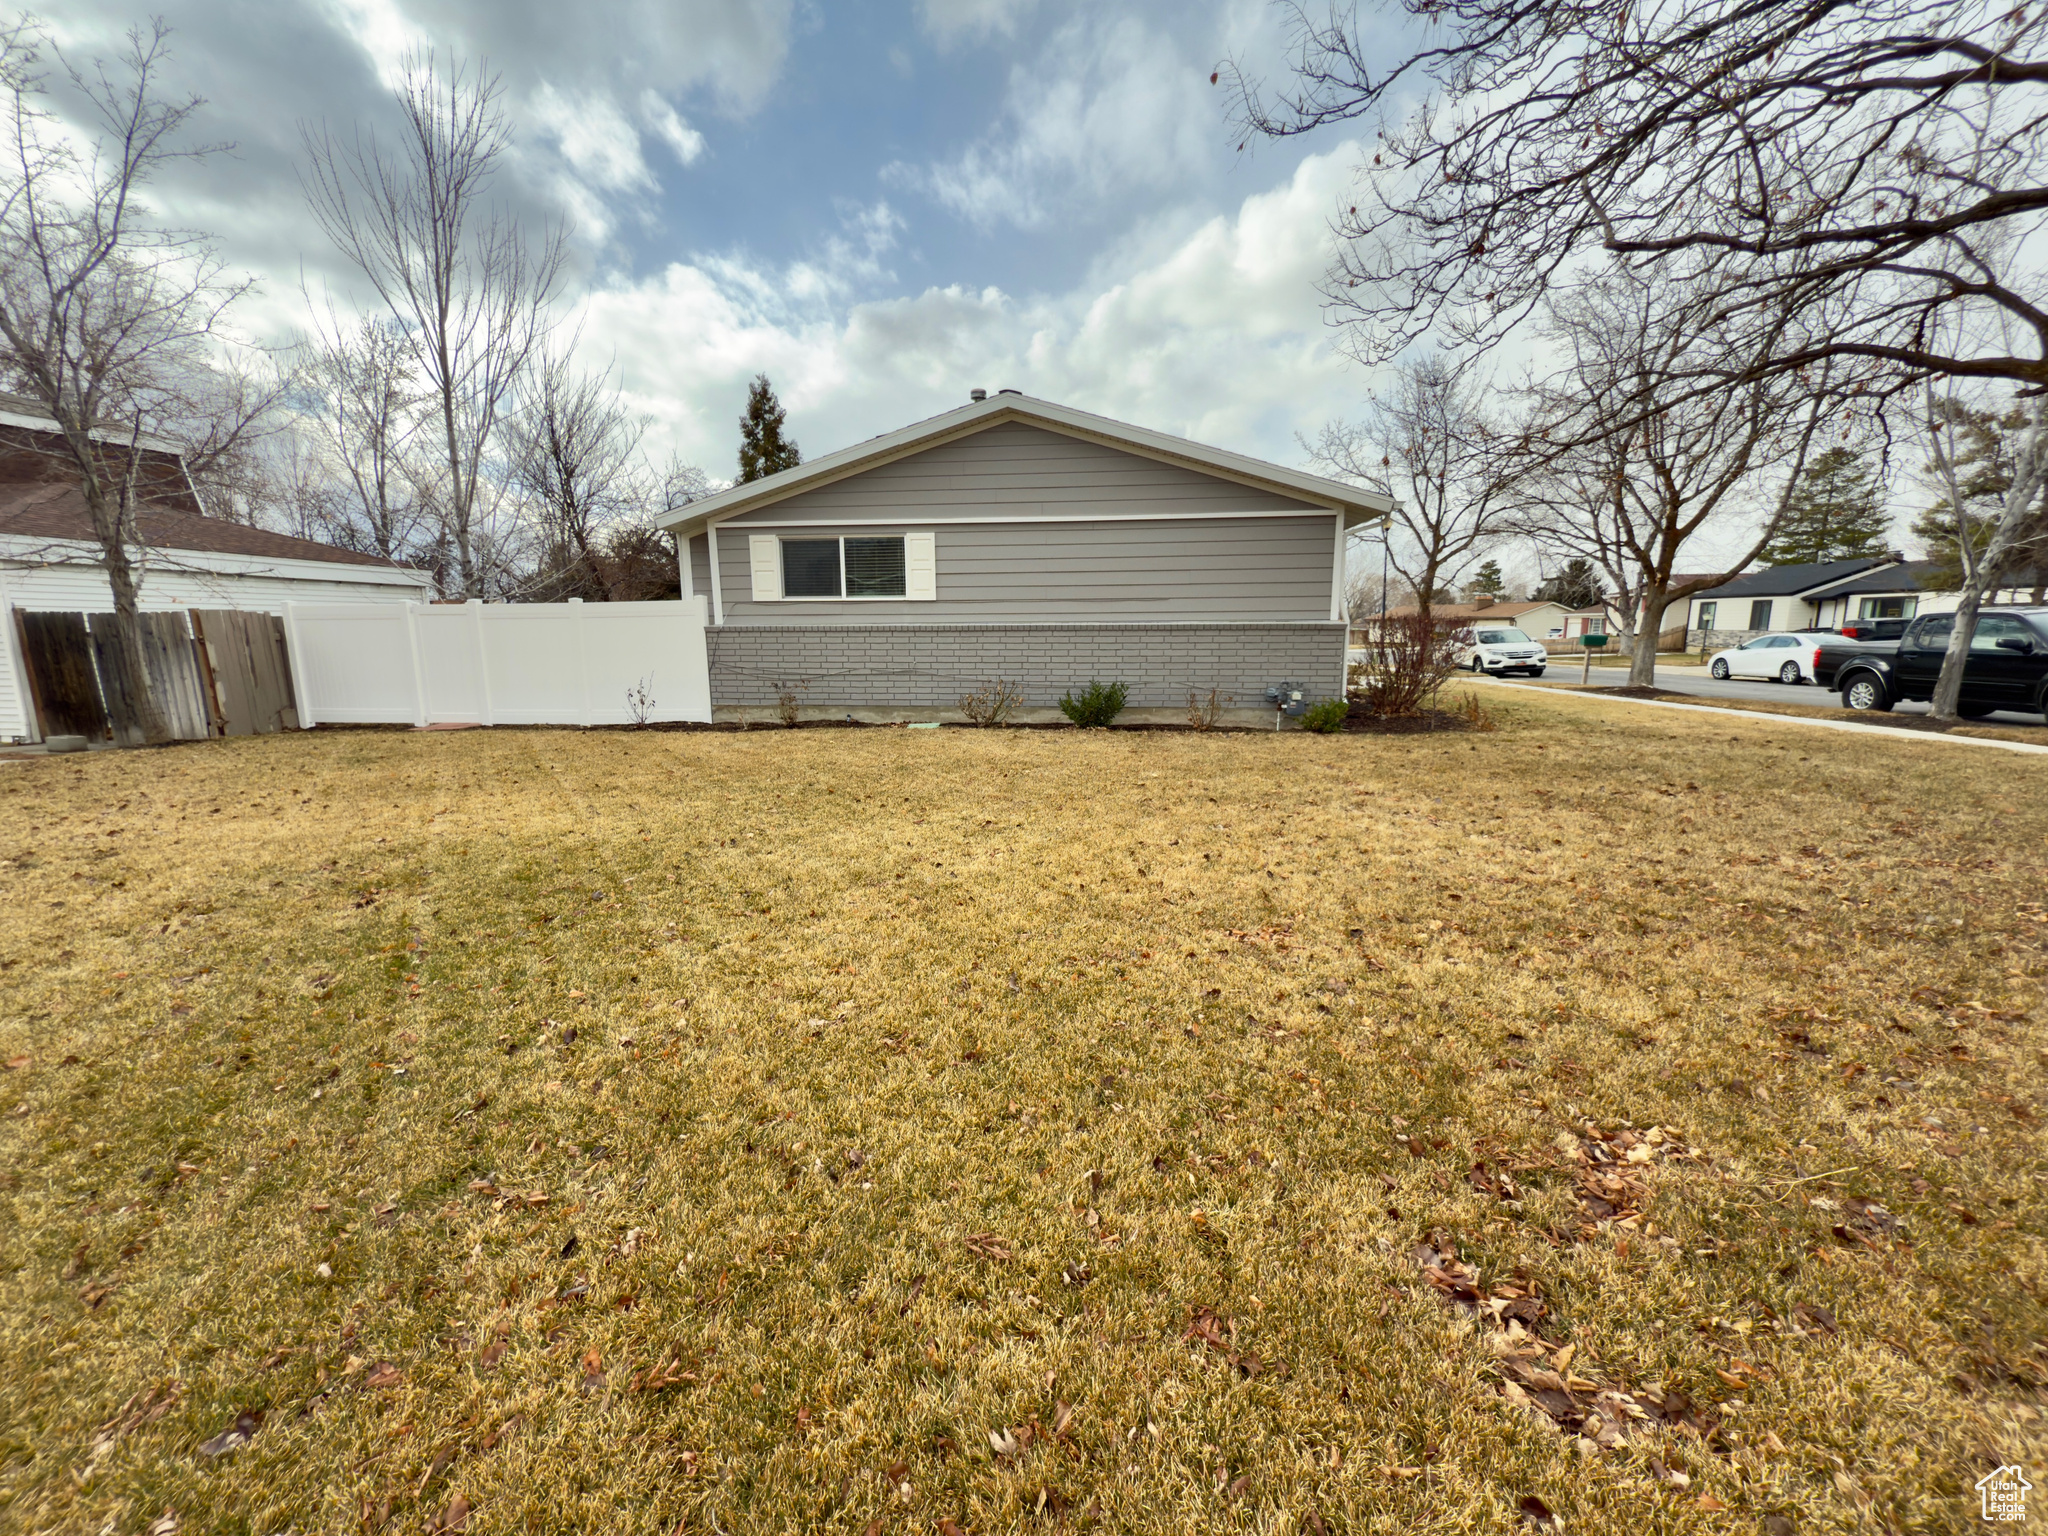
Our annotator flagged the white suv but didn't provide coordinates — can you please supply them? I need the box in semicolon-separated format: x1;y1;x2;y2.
1460;625;1549;677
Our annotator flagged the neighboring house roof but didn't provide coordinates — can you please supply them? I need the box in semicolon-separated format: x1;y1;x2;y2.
660;393;1396;535
1802;559;1947;598
0;391;186;456
0;481;417;571
1693;558;1895;599
1380;600;1562;621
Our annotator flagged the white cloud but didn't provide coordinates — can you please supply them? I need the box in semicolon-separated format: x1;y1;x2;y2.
577;142;1366;476
887;12;1218;231
640;91;706;167
529;85;655;193
916;0;1040;49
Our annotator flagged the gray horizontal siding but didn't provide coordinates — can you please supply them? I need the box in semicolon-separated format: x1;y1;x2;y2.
720;420;1327;523
707;623;1348;709
687;533;711;601
715;515;1337;624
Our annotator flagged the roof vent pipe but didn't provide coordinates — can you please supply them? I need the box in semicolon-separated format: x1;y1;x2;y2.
969;388;987;402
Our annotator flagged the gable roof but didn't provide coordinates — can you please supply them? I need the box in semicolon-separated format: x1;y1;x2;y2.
1804;559;1945;597
659;393;1395;536
1694;557;1895;600
0;481;421;571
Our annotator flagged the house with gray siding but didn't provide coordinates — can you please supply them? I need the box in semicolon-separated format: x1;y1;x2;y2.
660;392;1393;720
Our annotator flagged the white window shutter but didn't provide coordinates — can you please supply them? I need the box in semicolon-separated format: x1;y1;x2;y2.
905;531;936;600
748;535;781;601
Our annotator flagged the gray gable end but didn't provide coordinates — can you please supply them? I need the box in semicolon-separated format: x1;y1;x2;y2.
719;420;1330;525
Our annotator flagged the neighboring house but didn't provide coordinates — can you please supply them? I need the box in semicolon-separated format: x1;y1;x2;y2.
1685;555;2046;647
1684;558;1900;646
1357;597;1576;642
0;401;431;742
659;391;1393;719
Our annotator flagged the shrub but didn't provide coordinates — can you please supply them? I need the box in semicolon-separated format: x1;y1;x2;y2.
1186;687;1227;730
958;679;1025;726
772;679;808;728
1300;698;1348;734
1348;611;1461;717
1059;680;1127;727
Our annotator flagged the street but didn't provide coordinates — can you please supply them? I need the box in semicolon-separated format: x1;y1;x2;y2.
1490;665;2048;729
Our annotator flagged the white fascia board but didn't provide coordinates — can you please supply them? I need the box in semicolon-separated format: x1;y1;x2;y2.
659;395;1395;536
0;534;433;589
0;406;184;456
725;507;1352;529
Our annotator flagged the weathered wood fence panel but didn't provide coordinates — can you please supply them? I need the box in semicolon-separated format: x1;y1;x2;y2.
142;614;216;740
191;610;297;736
10;608;280;744
17;611;109;740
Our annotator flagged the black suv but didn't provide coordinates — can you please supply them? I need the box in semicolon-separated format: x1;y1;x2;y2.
1823;609;2048;720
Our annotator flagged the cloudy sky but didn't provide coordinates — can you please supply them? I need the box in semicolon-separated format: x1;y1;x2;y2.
47;0;1417;488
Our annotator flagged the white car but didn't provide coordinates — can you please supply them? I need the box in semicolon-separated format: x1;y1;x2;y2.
1459;625;1549;677
1708;632;1824;683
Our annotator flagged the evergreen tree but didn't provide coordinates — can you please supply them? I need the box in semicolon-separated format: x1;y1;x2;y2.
1470;558;1506;595
1534;558;1603;609
737;375;801;483
1761;446;1891;565
1912;398;2041;590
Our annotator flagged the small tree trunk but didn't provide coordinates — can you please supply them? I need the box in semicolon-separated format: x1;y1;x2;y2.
101;535;172;746
1629;588;1669;687
1927;588;1983;721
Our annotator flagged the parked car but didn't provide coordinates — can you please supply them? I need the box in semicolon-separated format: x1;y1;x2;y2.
1707;632;1826;683
1837;616;1911;642
1457;625;1548;676
1820;608;2048;720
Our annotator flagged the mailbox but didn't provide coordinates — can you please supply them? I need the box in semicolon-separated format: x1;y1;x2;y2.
1580;633;1609;648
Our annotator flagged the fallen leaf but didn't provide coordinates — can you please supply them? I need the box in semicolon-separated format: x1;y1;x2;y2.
1762;1517;1795;1536
148;1513;178;1536
360;1361;404;1389
428;1493;470;1532
197;1409;264;1457
3;1055;27;1070
1697;1494;1730;1511
1518;1494;1554;1527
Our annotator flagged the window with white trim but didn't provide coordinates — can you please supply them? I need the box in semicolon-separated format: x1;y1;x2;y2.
747;531;936;601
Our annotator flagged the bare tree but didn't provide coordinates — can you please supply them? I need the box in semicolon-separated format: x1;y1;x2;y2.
298;308;437;562
1226;0;2048;397
1310;354;1510;619
1921;392;2048;717
0;20;272;743
1505;266;1832;686
505;347;647;600
301;52;567;597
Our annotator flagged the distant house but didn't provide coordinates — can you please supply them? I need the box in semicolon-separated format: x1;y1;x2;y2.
0;396;431;743
1684;558;1901;644
1355;597;1576;643
659;392;1393;720
1684;555;2046;645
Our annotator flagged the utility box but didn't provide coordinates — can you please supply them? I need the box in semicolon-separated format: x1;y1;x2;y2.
1264;682;1308;717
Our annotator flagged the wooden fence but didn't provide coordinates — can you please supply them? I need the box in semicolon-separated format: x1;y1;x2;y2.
10;608;296;744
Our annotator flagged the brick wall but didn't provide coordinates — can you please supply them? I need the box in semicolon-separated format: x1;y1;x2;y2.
706;623;1349;709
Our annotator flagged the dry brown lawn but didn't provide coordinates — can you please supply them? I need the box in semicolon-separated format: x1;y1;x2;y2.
0;685;2042;1536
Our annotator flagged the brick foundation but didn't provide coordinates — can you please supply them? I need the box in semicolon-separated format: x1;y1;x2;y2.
706;623;1349;711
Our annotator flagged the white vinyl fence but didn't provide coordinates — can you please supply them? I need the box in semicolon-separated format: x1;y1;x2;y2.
283;598;711;727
